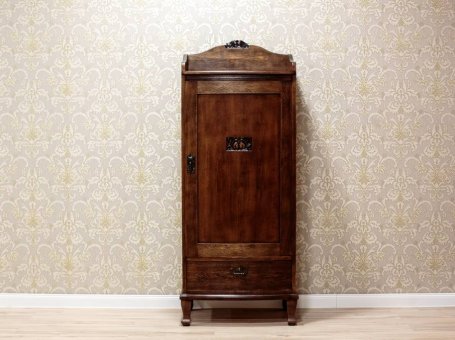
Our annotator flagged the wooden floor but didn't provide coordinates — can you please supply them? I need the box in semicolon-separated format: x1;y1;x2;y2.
0;307;454;339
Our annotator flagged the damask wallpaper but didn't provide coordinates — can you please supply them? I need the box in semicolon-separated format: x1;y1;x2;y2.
0;0;454;294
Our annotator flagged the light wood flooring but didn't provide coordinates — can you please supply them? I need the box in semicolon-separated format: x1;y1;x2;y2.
0;307;454;339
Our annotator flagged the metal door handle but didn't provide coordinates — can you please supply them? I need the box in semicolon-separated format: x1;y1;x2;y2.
187;154;195;174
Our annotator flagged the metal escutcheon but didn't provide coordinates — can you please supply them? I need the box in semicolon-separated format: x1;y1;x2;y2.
231;266;248;277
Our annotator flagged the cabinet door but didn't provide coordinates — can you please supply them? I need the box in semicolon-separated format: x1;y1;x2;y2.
182;79;294;258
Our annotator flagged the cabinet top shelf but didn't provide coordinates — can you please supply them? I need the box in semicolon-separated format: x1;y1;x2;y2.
182;42;295;75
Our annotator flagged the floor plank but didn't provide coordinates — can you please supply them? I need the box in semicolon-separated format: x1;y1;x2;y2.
0;307;454;339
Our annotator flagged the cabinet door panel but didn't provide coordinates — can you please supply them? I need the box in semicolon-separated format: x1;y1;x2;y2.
197;93;281;243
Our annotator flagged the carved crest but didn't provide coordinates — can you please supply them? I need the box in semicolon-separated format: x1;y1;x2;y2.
225;40;249;49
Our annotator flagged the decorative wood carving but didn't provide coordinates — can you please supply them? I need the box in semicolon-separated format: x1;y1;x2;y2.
225;40;249;49
226;137;252;152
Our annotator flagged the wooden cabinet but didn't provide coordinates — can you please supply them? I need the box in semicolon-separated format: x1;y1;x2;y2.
180;41;297;326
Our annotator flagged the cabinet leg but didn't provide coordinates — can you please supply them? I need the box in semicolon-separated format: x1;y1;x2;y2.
287;299;297;326
282;299;287;311
181;300;192;326
191;300;194;310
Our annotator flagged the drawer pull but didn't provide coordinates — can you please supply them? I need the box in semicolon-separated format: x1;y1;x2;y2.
231;266;248;277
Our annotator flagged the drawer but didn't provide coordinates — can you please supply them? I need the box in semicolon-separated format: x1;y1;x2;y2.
186;260;292;293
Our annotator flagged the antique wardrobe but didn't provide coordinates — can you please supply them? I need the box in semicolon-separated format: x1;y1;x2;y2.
180;41;297;326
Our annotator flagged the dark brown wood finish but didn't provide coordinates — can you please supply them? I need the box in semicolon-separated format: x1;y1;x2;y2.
181;41;297;326
184;45;295;74
186;260;292;293
180;300;192;326
198;92;281;243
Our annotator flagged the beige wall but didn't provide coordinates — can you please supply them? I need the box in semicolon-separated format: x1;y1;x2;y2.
0;0;454;294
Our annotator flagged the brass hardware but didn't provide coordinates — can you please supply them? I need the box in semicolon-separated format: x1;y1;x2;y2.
226;137;252;152
187;154;195;174
231;266;248;277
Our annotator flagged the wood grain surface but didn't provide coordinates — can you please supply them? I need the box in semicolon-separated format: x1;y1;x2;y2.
181;43;297;325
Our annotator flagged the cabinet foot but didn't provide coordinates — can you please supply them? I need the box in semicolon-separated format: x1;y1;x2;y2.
287;299;297;326
181;300;192;326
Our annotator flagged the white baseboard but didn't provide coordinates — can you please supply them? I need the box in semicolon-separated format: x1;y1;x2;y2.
334;293;455;308
0;293;454;309
0;294;181;309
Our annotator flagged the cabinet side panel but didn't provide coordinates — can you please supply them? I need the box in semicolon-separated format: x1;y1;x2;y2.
279;81;295;257
182;80;198;262
290;77;297;291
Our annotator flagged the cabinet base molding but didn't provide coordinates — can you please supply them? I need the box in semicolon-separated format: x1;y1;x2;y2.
180;293;299;326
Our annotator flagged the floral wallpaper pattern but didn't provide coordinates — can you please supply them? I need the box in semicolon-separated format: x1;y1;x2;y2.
0;0;454;294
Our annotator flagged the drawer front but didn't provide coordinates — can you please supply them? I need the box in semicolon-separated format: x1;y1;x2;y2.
186;260;292;293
